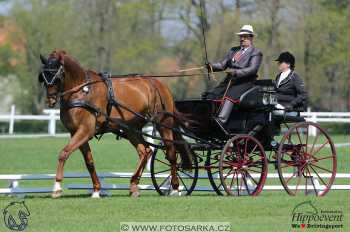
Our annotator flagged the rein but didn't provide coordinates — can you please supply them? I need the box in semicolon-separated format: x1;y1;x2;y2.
59;80;103;97
58;67;227;97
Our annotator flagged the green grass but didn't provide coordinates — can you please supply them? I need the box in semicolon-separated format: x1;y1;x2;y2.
0;134;349;232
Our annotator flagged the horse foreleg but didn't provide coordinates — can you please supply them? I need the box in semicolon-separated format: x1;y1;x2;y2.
129;136;153;198
52;129;91;198
80;142;101;198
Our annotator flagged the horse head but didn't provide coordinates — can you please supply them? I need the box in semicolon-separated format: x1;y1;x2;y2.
38;50;66;108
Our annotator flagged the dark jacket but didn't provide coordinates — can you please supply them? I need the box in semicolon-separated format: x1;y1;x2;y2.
205;46;263;99
275;71;308;110
211;46;263;84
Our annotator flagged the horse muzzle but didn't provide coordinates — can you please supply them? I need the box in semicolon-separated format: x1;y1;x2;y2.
46;96;57;108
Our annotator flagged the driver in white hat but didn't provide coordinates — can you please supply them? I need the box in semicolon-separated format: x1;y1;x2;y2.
203;24;263;132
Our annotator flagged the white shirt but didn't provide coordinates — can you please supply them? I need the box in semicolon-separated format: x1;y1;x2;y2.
241;46;250;54
277;69;291;87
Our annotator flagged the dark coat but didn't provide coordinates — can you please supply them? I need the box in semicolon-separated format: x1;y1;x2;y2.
204;46;263;99
275;71;308;110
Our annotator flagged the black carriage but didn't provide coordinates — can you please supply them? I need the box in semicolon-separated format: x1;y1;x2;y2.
150;80;336;197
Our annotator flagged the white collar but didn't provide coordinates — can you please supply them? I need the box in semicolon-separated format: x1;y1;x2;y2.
241;46;250;52
281;68;291;76
277;69;291;87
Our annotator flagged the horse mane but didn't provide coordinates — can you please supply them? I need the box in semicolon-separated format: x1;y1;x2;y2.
49;50;86;78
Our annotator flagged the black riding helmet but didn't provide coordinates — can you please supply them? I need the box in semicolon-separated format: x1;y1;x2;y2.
275;51;295;69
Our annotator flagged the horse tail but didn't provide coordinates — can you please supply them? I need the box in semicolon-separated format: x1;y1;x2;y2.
173;129;193;170
172;109;198;170
174;109;200;130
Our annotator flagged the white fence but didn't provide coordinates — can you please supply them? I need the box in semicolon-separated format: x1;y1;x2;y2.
1;172;350;196
1;105;350;136
0;105;59;136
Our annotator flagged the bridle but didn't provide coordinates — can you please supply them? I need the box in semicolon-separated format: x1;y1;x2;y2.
40;64;102;100
40;65;64;86
39;64;66;104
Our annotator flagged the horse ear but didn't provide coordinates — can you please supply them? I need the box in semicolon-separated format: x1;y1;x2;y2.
40;54;48;65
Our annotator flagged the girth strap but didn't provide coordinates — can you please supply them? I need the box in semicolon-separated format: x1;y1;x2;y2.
100;72;115;117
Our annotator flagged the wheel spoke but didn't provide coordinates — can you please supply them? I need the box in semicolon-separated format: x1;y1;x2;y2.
293;171;302;195
279;161;297;169
244;138;248;159
178;174;189;192
224;169;234;180
295;127;305;153
155;158;171;167
245;171;259;185
249;152;262;159
177;169;195;179
246;168;263;174
305;166;318;195
239;171;244;193
309;163;333;173
248;159;264;167
236;170;240;196
310;132;320;155
250;144;258;155
311;140;330;157
305;170;308;195
153;168;171;175
305;126;309;153
242;172;252;195
309;165;329;186
311;155;334;162
229;171;235;189
158;175;171;188
285;170;297;184
211;170;220;175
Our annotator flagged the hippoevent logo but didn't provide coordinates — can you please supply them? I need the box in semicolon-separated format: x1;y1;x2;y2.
291;201;343;230
3;201;30;231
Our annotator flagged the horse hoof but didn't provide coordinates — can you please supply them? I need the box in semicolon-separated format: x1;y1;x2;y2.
130;191;140;198
91;191;101;198
51;190;63;199
169;190;182;196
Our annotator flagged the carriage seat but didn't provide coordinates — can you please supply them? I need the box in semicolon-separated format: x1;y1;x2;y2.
272;113;305;123
238;79;277;109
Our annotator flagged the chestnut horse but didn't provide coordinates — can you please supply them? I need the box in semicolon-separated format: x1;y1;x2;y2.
38;50;192;198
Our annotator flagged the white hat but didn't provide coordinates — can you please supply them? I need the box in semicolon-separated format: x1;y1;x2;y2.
236;24;255;36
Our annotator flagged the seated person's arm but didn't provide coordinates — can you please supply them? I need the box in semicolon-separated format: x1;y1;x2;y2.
290;74;308;110
210;52;231;72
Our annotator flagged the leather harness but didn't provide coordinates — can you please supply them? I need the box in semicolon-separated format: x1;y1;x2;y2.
57;71;221;148
60;72;156;139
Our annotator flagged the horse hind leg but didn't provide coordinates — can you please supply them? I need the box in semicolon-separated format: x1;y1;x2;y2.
157;125;181;195
128;134;153;198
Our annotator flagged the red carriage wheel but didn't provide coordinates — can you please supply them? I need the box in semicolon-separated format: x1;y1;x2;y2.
277;122;336;196
219;135;268;196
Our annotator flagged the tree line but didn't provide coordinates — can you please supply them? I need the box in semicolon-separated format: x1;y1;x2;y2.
0;0;349;113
